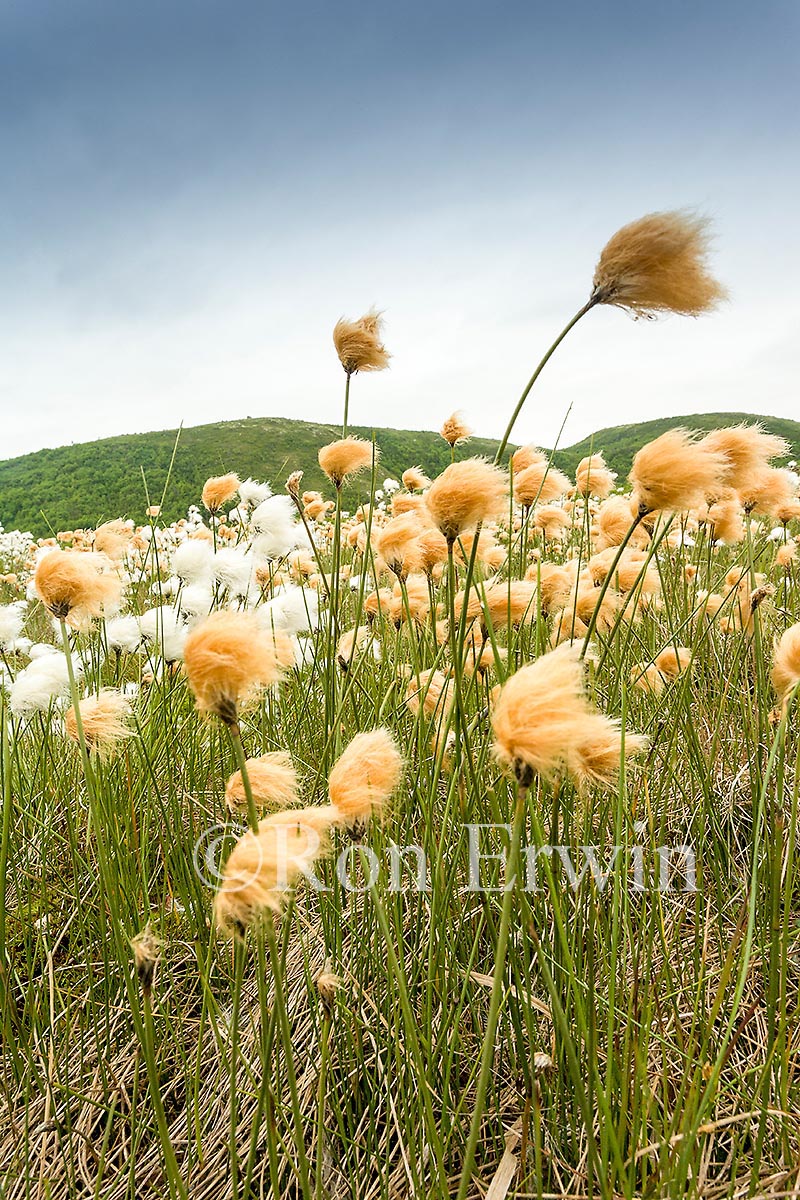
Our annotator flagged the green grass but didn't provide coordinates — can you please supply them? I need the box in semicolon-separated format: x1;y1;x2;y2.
1;444;799;1198
3;410;799;537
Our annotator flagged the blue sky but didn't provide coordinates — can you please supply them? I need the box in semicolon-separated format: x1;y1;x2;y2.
1;0;798;460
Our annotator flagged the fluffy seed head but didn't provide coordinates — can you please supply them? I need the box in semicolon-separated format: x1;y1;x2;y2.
225;752;299;815
514;462;572;507
64;689;133;759
35;550;121;622
333;309;390;374
131;927;162;996
591;211;727;318
575;453;615;499
772;623;800;705
202;474;240;513
425;459;508;543
701;424;789;493
511;445;546;474
440;412;472;448
215;805;338;937
328;729;403;836
491;643;645;787
402;466;431;491
318;438;375;487
630;429;728;516
184;611;294;723
738;468;796;516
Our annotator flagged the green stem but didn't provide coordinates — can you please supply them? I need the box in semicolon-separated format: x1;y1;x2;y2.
342;372;352;436
228;723;259;833
265;920;314;1200
494;300;595;464
456;785;527;1200
580;511;645;657
314;1011;332;1200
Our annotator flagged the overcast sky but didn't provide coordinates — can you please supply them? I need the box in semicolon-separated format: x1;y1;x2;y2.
1;0;798;461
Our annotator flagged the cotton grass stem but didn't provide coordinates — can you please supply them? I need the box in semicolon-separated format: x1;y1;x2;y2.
495;300;595;464
456;784;528;1200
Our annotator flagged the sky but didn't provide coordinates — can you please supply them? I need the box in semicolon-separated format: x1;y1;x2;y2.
1;0;798;462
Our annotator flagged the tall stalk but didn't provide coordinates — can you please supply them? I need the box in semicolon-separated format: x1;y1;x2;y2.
494;300;596;464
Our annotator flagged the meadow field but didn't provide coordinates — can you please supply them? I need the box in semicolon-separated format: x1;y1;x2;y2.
2;212;800;1199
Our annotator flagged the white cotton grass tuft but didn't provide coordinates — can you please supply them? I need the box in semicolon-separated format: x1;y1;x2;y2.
237;478;273;510
257;587;320;636
138;606;189;663
9;654;84;716
172;540;215;585
0;602;27;651
105;615;144;654
176;584;214;621
212;548;256;599
251;496;305;560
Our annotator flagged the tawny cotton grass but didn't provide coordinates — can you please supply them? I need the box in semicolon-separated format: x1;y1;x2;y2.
772;623;800;707
332;309;390;375
629;428;728;517
440;412;472;449
318;438;376;488
701;424;789;494
328;728;404;839
183;611;294;726
64;689;132;760
491;643;646;788
34;550;121;622
225;751;299;815
215;805;339;937
590;210;727;318
201;473;240;513
513;461;572;508
425;459;508;544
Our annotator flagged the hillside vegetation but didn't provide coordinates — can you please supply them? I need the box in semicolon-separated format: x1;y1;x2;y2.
1;410;797;535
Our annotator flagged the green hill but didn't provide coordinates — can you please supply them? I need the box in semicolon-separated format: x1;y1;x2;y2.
1;411;798;536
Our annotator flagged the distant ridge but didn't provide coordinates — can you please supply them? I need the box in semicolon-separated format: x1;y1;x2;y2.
1;411;797;535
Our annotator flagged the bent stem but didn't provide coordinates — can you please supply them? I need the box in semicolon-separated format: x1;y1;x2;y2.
456;782;528;1200
494;299;596;464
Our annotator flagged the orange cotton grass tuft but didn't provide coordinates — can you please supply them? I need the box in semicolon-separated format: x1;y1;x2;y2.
629;428;727;517
514;462;571;507
590;211;727;318
202;474;240;513
318;437;376;488
374;513;424;580
225;751;299;815
328;729;404;839
440;412;472;448
215;806;338;937
333;309;390;374
64;689;132;760
35;549;121;622
701;424;789;494
575;453;615;499
491;643;646;788
93;520;132;562
772;624;800;708
511;444;546;474
405;668;452;721
183;611;294;725
402;466;431;491
425;459;508;544
737;468;796;516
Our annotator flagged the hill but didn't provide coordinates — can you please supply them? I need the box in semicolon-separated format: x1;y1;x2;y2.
1;411;798;536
